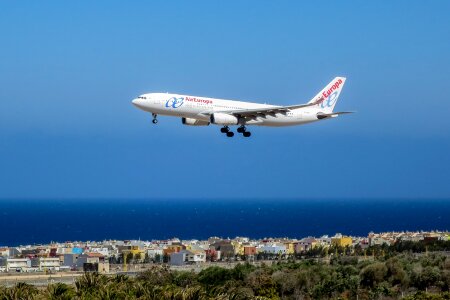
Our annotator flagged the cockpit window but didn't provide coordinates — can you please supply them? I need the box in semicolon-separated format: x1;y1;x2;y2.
137;96;146;99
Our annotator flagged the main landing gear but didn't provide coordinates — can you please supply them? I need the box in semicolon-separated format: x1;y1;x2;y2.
220;126;251;137
152;113;158;124
238;126;251;137
220;126;234;137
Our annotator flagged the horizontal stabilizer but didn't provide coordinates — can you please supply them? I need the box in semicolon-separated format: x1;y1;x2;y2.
317;111;355;119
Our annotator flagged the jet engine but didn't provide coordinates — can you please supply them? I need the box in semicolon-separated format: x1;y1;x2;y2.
210;113;239;125
181;118;210;126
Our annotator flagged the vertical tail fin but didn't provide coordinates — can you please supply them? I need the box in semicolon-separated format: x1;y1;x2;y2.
308;77;346;113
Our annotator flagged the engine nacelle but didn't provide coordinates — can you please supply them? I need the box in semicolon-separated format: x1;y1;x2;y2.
181;117;210;126
210;113;239;125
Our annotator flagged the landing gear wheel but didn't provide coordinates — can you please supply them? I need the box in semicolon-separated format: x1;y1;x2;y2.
220;126;229;133
152;113;158;124
226;132;234;137
243;131;251;137
237;126;246;133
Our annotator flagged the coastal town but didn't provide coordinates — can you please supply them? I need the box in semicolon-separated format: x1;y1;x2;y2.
1;231;449;275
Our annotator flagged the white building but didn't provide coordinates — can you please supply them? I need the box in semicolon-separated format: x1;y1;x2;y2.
5;258;31;272
89;247;110;257
0;248;9;258
147;248;164;261
259;244;287;254
31;257;60;271
188;250;206;263
170;250;206;266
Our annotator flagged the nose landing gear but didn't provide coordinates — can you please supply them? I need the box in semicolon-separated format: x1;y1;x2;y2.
152;113;158;124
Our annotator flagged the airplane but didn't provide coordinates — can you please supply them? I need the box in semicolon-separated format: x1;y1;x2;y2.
132;77;353;137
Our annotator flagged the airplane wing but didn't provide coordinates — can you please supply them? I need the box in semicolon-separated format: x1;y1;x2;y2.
214;83;344;118
210;102;317;118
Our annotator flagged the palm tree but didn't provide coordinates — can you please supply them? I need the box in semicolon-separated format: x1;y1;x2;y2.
134;282;164;300
1;282;39;300
210;285;254;300
44;283;76;300
0;285;6;297
75;272;108;298
95;285;127;300
159;285;179;299
112;273;130;284
181;285;208;300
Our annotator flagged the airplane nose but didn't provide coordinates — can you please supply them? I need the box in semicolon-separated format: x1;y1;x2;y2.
132;98;143;108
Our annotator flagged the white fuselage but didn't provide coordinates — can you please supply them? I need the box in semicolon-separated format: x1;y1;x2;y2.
132;93;322;127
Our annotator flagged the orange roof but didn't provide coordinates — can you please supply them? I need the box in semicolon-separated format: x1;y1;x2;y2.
86;252;105;258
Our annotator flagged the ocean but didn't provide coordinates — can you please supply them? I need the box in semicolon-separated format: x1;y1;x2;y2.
0;199;449;246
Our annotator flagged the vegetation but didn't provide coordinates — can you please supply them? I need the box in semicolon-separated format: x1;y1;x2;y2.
296;240;450;260
1;252;450;299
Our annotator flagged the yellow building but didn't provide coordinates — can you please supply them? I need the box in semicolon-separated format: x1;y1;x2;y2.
283;242;296;255
120;245;146;262
130;246;145;256
231;241;244;256
331;236;352;247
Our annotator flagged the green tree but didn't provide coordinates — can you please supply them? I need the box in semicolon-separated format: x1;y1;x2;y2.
44;282;76;300
198;266;233;287
173;270;198;287
386;257;409;287
1;282;38;300
360;262;388;288
137;265;174;286
245;269;279;299
134;252;142;262
75;272;109;298
413;266;442;290
126;252;134;264
144;252;150;263
272;270;297;297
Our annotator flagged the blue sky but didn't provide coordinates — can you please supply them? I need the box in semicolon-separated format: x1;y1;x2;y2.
0;1;449;199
